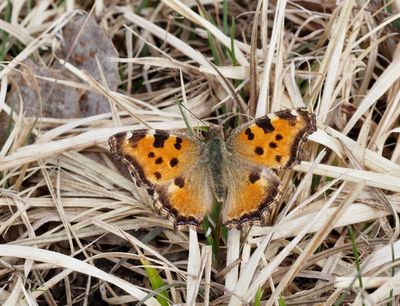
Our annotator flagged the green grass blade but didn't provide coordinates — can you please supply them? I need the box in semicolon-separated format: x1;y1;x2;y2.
140;257;170;306
0;0;12;62
223;0;228;34
348;225;363;289
278;296;287;306
254;287;263;306
229;18;238;66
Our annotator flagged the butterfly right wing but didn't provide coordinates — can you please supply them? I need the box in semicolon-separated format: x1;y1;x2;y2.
109;129;214;229
222;109;315;229
227;109;316;169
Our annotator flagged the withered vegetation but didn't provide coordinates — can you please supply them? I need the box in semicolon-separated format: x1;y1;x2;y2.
1;1;400;305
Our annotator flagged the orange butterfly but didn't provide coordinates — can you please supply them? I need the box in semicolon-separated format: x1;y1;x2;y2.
109;108;316;230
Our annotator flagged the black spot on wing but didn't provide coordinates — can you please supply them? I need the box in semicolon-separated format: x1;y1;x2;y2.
148;152;155;158
249;172;261;184
276;110;297;126
109;131;145;158
245;128;255;140
269;142;277;148
174;137;183;150
154;172;161;179
275;134;283;141
155;157;163;164
170;158;178;167
255;146;264;155
153;132;169;148
128;131;146;147
275;155;282;163
255;116;275;133
174;177;185;188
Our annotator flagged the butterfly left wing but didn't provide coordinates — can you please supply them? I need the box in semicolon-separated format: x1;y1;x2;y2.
109;129;214;229
109;129;199;188
153;165;214;229
222;161;282;228
227;108;316;169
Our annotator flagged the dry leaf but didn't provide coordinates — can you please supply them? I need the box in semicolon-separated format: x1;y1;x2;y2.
8;60;83;118
56;14;119;116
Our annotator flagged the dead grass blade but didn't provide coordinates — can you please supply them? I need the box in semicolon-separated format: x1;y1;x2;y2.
2;2;400;304
0;245;160;305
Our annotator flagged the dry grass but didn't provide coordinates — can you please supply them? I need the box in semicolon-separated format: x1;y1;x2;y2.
1;1;400;305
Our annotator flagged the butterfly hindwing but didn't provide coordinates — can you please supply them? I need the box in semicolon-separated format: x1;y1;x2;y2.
227;108;316;169
109;130;213;229
222;161;282;228
153;167;214;229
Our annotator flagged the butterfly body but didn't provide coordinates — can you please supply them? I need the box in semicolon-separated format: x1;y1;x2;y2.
201;129;229;201
109;108;316;230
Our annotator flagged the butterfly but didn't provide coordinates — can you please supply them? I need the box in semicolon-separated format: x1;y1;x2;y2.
109;108;316;230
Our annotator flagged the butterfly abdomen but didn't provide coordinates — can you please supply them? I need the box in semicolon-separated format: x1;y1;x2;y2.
206;136;227;201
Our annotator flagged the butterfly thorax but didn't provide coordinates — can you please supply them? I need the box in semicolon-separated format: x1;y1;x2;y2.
203;130;229;201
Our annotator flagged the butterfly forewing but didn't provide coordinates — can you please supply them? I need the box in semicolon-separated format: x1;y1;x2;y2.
109;130;197;187
227;108;316;169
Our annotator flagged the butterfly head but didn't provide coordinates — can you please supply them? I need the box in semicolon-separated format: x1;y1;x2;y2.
202;126;225;141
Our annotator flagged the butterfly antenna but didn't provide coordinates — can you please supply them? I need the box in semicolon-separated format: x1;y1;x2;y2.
220;112;254;127
178;101;210;128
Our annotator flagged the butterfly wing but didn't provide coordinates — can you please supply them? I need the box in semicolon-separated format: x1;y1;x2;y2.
222;109;316;228
109;130;213;229
227;108;316;169
153;165;214;229
222;160;282;228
